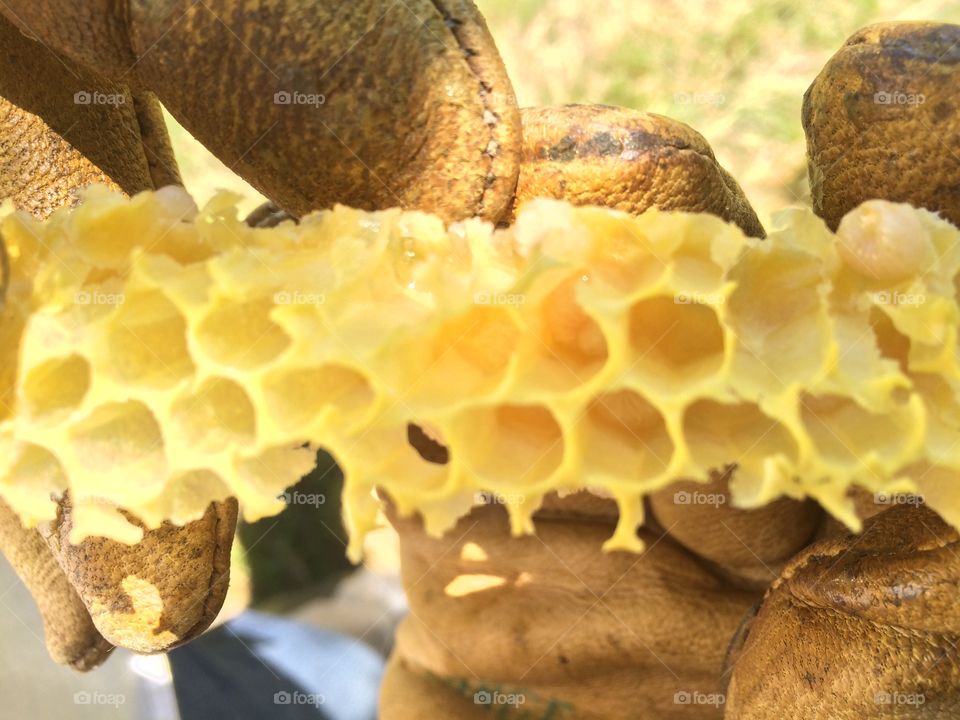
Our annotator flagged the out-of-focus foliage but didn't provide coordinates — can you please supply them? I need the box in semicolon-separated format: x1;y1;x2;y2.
239;451;354;608
476;0;960;224
164;111;267;217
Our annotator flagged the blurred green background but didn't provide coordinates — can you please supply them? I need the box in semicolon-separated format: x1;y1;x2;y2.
165;0;960;229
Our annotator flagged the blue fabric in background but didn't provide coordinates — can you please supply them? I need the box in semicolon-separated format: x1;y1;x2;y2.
169;611;383;720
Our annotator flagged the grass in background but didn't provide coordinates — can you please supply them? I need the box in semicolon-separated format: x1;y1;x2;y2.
476;0;960;225
167;0;960;226
163;110;267;218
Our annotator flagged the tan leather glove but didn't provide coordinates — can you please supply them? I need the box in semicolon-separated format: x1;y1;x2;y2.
0;0;522;225
380;105;795;720
382;20;960;720
0;0;523;670
727;21;960;719
0;13;235;669
1;7;959;720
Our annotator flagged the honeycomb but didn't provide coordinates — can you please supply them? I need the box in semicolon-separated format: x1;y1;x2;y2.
1;186;959;561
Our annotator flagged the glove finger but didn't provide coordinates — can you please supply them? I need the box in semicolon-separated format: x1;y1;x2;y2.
385;498;757;719
0;500;113;670
804;22;960;230
512;104;765;237
649;470;823;590
40;497;238;654
724;504;960;718
0;0;524;225
0;15;174;218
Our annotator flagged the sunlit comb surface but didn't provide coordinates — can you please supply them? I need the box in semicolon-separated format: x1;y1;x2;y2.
1;187;958;561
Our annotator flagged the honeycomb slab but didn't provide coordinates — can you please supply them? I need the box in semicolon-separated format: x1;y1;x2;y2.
1;187;958;560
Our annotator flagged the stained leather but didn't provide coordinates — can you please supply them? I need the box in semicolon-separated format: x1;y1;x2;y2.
0;0;523;225
725;505;960;719
0;11;233;669
804;22;960;230
515;104;765;237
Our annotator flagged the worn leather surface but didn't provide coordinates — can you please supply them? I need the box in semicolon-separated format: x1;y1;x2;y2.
0;0;523;224
0;500;112;670
126;0;521;224
725;505;960;719
0;15;153;217
385;498;757;720
40;498;238;654
382;653;493;720
804;22;960;230
649;472;823;590
132;91;183;190
0;14;181;217
0;0;136;80
514;104;765;237
0;11;231;669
